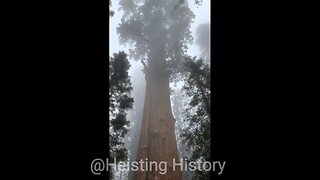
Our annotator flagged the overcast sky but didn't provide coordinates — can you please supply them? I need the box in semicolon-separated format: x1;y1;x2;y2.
109;0;210;76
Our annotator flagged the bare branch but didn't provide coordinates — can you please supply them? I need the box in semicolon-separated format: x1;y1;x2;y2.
141;59;148;70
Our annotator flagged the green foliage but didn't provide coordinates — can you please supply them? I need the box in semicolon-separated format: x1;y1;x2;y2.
181;56;211;180
109;51;133;177
117;0;195;80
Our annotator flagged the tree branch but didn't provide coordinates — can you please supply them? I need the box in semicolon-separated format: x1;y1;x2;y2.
141;59;148;70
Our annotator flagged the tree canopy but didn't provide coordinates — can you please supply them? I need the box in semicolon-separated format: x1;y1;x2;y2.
117;0;195;80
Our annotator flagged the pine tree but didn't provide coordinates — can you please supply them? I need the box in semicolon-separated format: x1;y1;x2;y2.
109;51;134;178
181;56;211;180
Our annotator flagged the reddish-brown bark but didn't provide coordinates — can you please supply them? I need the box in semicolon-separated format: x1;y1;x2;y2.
133;59;182;180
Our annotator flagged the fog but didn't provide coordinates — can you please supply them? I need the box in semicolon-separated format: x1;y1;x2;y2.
110;1;209;179
196;23;210;64
125;63;145;180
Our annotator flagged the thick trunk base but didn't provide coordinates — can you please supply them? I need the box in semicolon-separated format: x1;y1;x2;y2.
133;73;182;180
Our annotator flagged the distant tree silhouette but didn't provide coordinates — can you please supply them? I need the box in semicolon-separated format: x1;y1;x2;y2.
109;51;133;179
181;56;211;180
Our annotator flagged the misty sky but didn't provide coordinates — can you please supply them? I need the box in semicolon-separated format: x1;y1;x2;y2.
109;2;210;179
109;0;210;75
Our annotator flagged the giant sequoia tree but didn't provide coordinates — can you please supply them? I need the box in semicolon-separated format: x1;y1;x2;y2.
117;0;195;179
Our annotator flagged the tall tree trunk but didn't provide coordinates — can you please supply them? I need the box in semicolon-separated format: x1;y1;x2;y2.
133;55;182;180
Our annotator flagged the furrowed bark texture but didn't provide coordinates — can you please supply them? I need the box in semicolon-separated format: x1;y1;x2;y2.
133;49;182;180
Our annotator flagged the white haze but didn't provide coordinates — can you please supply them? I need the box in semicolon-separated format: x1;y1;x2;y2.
109;1;209;179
